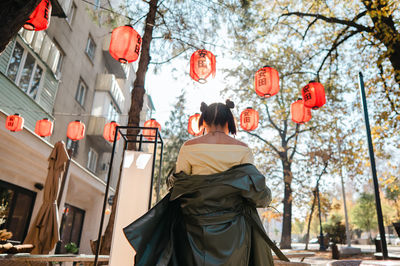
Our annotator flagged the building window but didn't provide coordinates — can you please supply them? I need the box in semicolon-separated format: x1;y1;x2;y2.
0;180;36;243
85;36;96;61
66;2;76;25
87;148;98;173
56;203;85;254
107;101;119;122
6;41;44;99
75;79;87;106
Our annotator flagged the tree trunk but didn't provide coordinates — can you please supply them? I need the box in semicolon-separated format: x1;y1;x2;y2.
305;190;317;250
0;0;41;53
280;159;293;249
91;0;159;255
127;0;159;150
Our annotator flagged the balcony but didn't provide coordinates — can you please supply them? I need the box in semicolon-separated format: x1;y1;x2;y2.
102;35;126;79
95;74;125;111
86;116;112;152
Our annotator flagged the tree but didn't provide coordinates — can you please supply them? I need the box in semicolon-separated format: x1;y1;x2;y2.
351;193;378;239
278;0;400;114
0;0;41;53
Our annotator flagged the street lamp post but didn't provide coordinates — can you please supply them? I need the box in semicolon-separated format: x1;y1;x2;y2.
316;186;326;251
358;72;388;259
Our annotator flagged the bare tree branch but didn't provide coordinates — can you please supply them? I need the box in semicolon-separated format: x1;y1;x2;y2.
281;11;372;33
240;130;280;154
265;103;283;134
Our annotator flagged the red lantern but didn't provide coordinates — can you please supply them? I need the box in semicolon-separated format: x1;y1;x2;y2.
301;81;326;109
67;120;85;141
189;49;216;83
5;114;24;132
35;118;53;137
143;119;161;141
188;113;204;136
109;25;142;63
24;0;52;31
240;108;259;131
254;66;280;98
103;121;121;142
291;99;312;124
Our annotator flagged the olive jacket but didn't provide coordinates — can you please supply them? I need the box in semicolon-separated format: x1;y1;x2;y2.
123;164;288;266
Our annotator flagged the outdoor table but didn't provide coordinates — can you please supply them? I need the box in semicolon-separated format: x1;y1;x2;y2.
0;253;109;265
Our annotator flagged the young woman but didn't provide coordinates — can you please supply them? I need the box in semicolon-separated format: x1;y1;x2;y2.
124;100;285;266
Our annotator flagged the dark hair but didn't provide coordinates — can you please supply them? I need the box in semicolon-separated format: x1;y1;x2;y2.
199;99;237;135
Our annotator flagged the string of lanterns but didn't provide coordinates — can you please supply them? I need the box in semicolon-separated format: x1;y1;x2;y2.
5;115;161;143
21;1;325;140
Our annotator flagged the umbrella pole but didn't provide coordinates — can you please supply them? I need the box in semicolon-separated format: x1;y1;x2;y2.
57;148;72;209
94;128;119;266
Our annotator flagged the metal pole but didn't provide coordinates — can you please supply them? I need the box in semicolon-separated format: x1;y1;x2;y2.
138;134;143;151
316;186;326;251
94;126;119;266
148;129;158;209
358;72;388;259
156;140;164;202
337;140;352;247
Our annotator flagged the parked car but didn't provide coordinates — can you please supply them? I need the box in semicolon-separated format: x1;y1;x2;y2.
309;238;319;244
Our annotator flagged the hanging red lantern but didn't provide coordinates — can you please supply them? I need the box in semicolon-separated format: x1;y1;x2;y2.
35;118;53;137
291;99;312;124
109;25;142;63
67;120;85;141
254;66;280;98
240;108;259;131
143;119;161;141
188;113;204;136
5;114;24;132
103;121;121;142
302;81;326;109
189;49;216;83
24;0;52;31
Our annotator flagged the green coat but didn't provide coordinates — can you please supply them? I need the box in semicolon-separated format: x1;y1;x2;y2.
124;164;288;265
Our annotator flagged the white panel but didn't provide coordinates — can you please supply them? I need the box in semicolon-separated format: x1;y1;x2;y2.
109;151;153;266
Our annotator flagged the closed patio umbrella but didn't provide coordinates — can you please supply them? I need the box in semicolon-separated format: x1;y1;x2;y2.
24;141;69;254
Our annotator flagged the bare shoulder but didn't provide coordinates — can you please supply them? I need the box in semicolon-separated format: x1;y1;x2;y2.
184;137;206;146
229;138;248;147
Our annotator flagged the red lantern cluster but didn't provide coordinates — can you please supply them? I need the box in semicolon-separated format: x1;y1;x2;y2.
24;0;52;31
240;108;259;131
254;66;280;98
35;118;53;137
291;99;312;124
103;121;121;142
143;119;161;141
109;25;142;63
5;114;24;132
190;49;216;83
67;120;85;141
302;81;326;110
188;113;204;136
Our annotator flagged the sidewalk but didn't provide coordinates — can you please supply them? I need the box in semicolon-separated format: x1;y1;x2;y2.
288;243;400;266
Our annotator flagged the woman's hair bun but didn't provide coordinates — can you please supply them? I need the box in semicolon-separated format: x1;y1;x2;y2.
225;99;235;109
200;102;208;113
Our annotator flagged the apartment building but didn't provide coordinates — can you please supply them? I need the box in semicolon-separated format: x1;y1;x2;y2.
0;0;154;254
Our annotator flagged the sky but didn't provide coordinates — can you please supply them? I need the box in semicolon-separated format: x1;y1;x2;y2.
145;56;232;127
